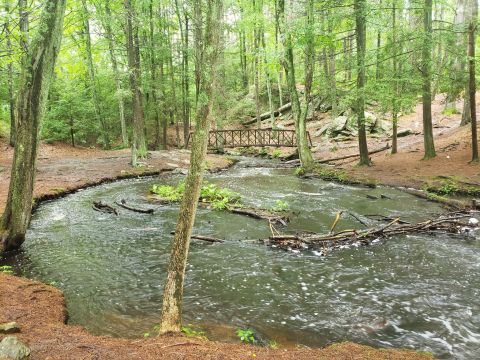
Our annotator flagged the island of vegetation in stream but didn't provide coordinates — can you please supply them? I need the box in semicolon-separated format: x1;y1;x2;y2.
5;158;480;359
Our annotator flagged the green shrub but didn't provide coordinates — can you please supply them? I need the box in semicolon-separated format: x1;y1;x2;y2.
236;328;256;344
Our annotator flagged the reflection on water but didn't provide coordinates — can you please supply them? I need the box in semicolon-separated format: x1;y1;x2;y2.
5;157;480;359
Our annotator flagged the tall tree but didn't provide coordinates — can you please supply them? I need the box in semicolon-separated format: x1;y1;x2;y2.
467;0;478;162
391;0;400;154
279;0;314;168
421;0;436;159
354;0;370;165
125;0;147;165
0;0;67;253
5;0;15;147
100;0;128;147
81;0;110;149
159;0;223;333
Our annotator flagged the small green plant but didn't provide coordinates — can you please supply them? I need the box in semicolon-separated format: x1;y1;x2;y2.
271;149;282;158
442;107;459;116
268;340;279;349
0;265;13;274
181;324;206;338
143;332;151;338
236;328;256;344
258;147;268;157
271;200;289;212
151;181;241;210
294;167;306;176
329;145;338;152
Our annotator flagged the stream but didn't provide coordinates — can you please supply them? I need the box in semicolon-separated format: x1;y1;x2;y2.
5;157;480;359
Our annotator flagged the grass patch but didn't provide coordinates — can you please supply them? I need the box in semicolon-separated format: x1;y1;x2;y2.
424;179;480;197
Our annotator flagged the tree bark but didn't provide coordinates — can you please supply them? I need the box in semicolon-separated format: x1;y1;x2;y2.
279;0;314;168
5;0;15;147
253;0;261;129
102;0;128;147
159;0;223;334
125;0;147;165
468;0;478;161
1;0;67;253
81;0;110;149
421;0;436;159
354;0;370;165
391;0;399;154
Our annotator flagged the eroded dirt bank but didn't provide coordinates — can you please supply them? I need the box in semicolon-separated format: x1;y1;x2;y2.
0;273;433;359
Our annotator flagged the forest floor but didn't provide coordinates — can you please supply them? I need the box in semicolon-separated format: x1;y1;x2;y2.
250;93;480;193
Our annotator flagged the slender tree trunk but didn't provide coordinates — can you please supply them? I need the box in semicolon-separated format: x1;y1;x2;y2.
274;0;283;107
376;0;382;81
391;1;399;154
5;0;15;147
261;32;275;126
102;0;128;147
354;0;370;165
468;0;478;161
0;0;66;253
159;0;223;334
125;0;147;165
422;0;436;159
327;17;337;118
253;1;261;129
148;0;161;150
279;0;314;168
81;0;110;149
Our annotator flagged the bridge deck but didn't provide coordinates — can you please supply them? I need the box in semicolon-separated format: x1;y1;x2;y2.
186;129;312;149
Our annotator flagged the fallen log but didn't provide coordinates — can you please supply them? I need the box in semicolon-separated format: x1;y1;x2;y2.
93;201;118;215
170;231;224;243
265;210;479;254
241;103;292;126
227;206;289;225
115;199;154;214
316;144;390;164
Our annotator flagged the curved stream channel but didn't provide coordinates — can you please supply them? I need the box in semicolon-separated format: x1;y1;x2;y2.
6;157;480;359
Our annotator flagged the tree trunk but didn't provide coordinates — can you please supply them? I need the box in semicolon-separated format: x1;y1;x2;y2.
148;0;161;150
102;0;128;147
5;0;15;147
354;0;370;166
125;0;147;165
253;1;261;129
421;0;436;159
274;0;283;107
445;0;466;112
261;32;275;126
468;0;478;161
159;0;223;334
279;0;314;168
1;0;66;253
376;0;382;81
391;0;399;154
81;0;110;149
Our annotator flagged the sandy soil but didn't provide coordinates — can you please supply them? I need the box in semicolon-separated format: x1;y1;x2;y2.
0;273;433;359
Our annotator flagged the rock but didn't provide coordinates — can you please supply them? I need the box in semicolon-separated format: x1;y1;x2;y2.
172;168;188;175
315;123;331;137
0;336;31;360
0;322;20;334
328;116;349;137
396;128;413;138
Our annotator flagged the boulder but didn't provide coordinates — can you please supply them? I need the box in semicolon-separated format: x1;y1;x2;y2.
0;336;31;360
328;116;349;137
0;322;20;334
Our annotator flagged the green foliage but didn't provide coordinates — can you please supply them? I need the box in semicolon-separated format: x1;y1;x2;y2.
181;324;206;338
294;167;306;176
268;340;279;349
236;328;256;344
151;182;241;210
271;200;289;212
271;149;282;158
424;179;480;197
0;265;13;274
442;108;460;116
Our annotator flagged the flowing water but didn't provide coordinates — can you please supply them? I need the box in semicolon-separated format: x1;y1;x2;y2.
5;157;480;359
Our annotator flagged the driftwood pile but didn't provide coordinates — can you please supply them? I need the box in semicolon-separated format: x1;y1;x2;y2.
262;210;479;255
